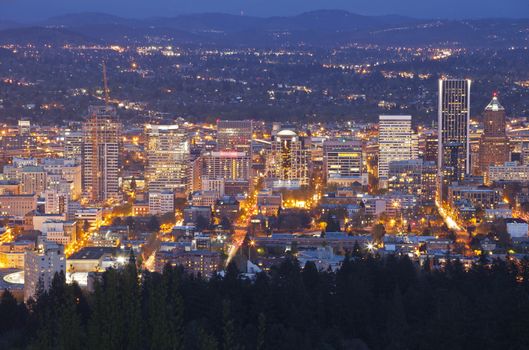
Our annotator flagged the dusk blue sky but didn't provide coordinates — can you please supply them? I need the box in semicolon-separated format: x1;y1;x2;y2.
1;0;528;21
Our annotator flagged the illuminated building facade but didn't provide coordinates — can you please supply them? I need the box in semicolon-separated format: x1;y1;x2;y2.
202;151;251;181
388;159;437;203
82;106;122;203
18;120;31;136
438;79;471;201
487;162;529;185
155;250;221;278
42;158;82;199
388;159;423;196
447;185;501;209
148;190;175;215
478;95;510;176
63;130;83;162
44;189;69;215
423;133;439;163
267;130;309;188
21;166;47;195
0;194;38;217
145;124;189;194
378;115;417;188
323;138;366;186
216;120;253;153
24;240;65;301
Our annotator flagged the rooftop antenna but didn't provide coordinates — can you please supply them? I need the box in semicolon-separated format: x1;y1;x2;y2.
102;61;110;105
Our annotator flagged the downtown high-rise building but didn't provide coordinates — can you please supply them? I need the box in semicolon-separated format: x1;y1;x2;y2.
202;151;251;181
214;120;253;191
478;94;510;177
323;138;366;186
145;124;189;194
216;120;253;153
378;115;417;188
437;79;471;201
82;106;122;203
266;129;309;188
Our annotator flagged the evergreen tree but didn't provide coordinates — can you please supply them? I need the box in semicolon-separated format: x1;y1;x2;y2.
385;287;409;349
0;290;26;332
17;251;529;350
222;300;241;350
144;273;172;350
124;261;143;350
256;313;266;350
164;266;184;350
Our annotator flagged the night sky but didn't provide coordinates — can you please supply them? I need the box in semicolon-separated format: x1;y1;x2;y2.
0;0;528;21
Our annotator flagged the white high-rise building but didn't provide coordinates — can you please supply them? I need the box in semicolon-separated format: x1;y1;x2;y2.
148;190;175;215
378;115;417;188
24;240;65;301
145;124;189;194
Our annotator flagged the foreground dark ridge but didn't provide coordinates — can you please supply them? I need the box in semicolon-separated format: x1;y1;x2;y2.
1;253;529;349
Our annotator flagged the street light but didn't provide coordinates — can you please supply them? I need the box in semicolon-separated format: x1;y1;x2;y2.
248;239;255;261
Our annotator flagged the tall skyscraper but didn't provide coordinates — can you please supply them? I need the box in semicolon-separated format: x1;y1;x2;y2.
478;94;510;176
145;124;189;194
378;115;417;188
438;79;471;201
217;120;253;153
266;129;309;188
82;106;122;203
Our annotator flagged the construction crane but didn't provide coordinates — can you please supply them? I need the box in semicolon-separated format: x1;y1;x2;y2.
102;61;110;105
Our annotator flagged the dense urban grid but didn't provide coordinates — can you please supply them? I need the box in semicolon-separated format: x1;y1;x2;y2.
0;9;529;350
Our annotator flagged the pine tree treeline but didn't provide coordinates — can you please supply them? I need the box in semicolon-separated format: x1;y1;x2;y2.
2;253;529;349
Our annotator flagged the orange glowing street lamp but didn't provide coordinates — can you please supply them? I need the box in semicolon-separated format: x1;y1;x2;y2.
248;239;256;260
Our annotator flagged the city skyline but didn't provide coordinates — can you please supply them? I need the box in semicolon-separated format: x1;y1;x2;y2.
1;2;529;348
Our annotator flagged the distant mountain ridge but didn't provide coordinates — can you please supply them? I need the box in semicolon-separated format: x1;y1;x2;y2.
0;10;528;47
